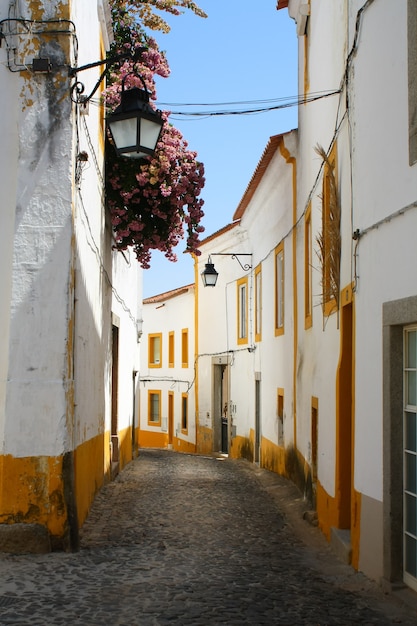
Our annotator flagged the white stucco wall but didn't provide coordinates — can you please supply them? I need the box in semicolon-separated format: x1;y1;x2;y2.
140;286;196;445
350;0;417;501
0;0;141;459
1;0;74;457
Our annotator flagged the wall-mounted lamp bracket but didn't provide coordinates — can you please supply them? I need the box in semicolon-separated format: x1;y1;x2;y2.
201;253;252;287
68;47;147;105
211;253;253;271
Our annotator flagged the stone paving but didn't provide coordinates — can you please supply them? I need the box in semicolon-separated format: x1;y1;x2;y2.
0;449;417;625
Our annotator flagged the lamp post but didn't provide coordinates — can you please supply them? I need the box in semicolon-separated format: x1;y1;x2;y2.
201;253;252;287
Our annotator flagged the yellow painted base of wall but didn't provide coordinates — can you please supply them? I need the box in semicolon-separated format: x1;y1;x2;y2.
138;429;197;454
196;426;213;455
74;433;107;529
172;437;196;454
316;481;339;540
260;437;286;475
230;433;254;461
118;425;135;471
0;427;137;550
316;480;362;570
0;454;68;542
139;429;169;449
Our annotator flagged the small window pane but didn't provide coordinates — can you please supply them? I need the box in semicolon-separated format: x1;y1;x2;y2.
406;493;417;535
405;534;417;577
276;249;284;329
406;452;417;494
407;371;417;407
406;412;417;453
150;393;160;422
408;331;417;369
239;284;247;339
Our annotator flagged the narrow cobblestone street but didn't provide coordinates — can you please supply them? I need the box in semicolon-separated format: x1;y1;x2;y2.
1;450;417;625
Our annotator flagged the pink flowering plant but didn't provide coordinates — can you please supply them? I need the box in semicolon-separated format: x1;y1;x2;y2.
106;2;205;268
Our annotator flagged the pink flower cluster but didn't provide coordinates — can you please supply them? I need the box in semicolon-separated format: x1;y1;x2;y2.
105;3;205;268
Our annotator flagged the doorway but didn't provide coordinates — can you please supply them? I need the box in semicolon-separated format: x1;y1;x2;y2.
255;377;261;463
213;360;229;453
168;391;174;447
111;323;119;464
336;299;353;529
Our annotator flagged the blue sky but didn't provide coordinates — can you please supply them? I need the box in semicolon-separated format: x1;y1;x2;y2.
143;2;298;298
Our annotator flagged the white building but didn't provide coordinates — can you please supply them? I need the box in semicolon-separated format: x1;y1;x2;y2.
278;0;417;589
195;0;417;592
196;132;298;466
0;0;142;551
139;285;196;453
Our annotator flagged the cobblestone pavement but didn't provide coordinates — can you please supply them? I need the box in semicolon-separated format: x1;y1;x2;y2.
1;449;417;625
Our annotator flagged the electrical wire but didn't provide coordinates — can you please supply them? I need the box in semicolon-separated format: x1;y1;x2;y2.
156;89;341;117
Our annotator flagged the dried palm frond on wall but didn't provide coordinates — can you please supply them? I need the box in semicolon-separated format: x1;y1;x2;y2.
315;144;341;317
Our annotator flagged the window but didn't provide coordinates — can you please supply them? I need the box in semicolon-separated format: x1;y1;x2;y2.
148;390;161;426
409;0;417;165
181;329;189;368
275;243;284;335
148;333;162;368
320;144;340;317
305;203;312;329
181;393;188;433
255;264;262;342
277;388;284;446
168;331;174;368
237;277;248;345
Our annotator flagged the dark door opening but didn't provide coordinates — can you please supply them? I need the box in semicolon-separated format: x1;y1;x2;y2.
111;324;119;464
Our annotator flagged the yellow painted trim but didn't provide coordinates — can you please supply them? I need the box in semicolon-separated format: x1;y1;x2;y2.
148;333;162;368
274;242;285;336
168;390;174;445
255;263;262;342
304;203;313;329
334;284;355;528
279;139;298;449
181;328;189;368
193;254;200;453
147;389;162;426
168;331;175;367
236;276;249;345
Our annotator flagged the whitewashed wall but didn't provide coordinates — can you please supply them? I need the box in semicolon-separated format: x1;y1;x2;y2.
140;286;196;446
350;0;417;501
